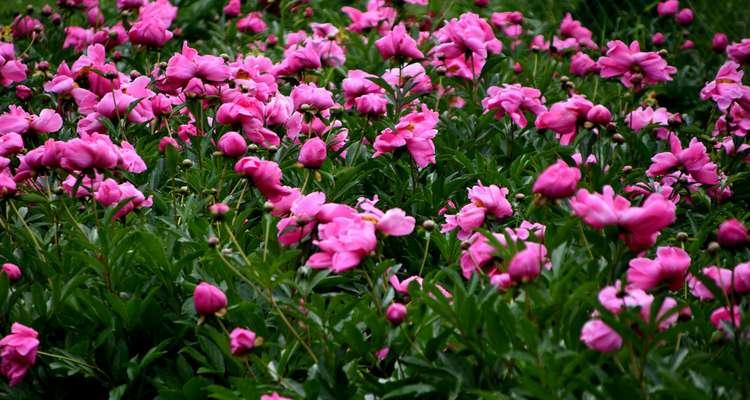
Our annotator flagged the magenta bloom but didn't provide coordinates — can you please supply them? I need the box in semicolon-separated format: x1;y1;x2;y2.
430;12;502;80
700;61;745;112
163;43;230;90
570;51;599;76
375;23;424;60
717;219;748;247
652;32;666;46
291;82;335;112
710;306;742;334
209;203;231;216
570;186;676;251
229;328;256;356
554;13;597;51
357;196;416;236
481;84;546;128
0;106;63;135
507;242;549;282
386;303;407;325
443;182;513;239
223;0;241;17
298;137;327;168
688;266;733;300
0;43;27;87
657;0;680;16
712;32;729;53
341;0;396;34
535;95;593;145
373;104;439;169
1;263;21;282
128;17;173;47
532;160;581;198
627;246;690;291
234;156;290;202
597;40;677;89
580;319;622;352
193;282;228;316
217;132;247;158
306;215;378;273
675;8;694;25
0;323;39;386
647;136;719;185
237;12;267;34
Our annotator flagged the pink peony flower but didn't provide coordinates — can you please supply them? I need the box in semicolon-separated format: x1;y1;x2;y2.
712;33;729;53
717;219;748;247
429;12;502;80
229;328;256;356
375;23;424;60
481;84;546;128
234;156;290;202
688;266;733;300
193;282;228;316
341;0;396;34
675;8;694;25
647;136;719;185
532;160;581;198
0;323;39;386
298;137;327;168
291;82;335;112
1;263;21;282
657;0;680;16
580;319;622;352
627;246;690;291
237;12;267;34
710;306;742;335
597;40;677;90
223;0;241;17
306;215;378;273
217;132;247;158
373;104;438;169
386;302;407;325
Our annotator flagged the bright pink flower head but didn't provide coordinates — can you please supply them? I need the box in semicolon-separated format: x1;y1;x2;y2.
688;266;733;300
375;23;424;60
373;104;438;169
341;0;396;34
209;202;231;216
237;12;267;34
675;8;694;25
0;323;39;386
700;61;745;112
430;12;502;80
647;136;719;185
234;157;290;202
508;242;548;282
223;0;241;17
298;137;327;168
1;263;21;282
734;262;750;293
128;18;174;47
306;215;378;273
193;282;228;316
626;106;671;132
535;95;593;145
627;246;690;291
291;82;335;112
597;40;677;90
711;306;742;334
580;319;622;352
467;182;513;219
229;327;256;356
357;196;416;237
556;13;597;50
652;32;666;46
217;132;247;158
481;84;546;128
386;302;407;325
712;33;729;53
717;219;748;247
569;186;626;229
586;105;612;125
570;51;598;76
532;160;581;198
61;133;120;171
657;0;679;16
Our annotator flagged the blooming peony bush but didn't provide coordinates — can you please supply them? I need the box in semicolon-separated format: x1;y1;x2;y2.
0;0;748;398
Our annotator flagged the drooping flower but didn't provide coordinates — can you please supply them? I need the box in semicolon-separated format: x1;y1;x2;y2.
597;40;677;90
0;323;39;386
481;84;546;128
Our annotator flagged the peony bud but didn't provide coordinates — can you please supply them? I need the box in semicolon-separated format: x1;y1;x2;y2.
193;282;228;316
